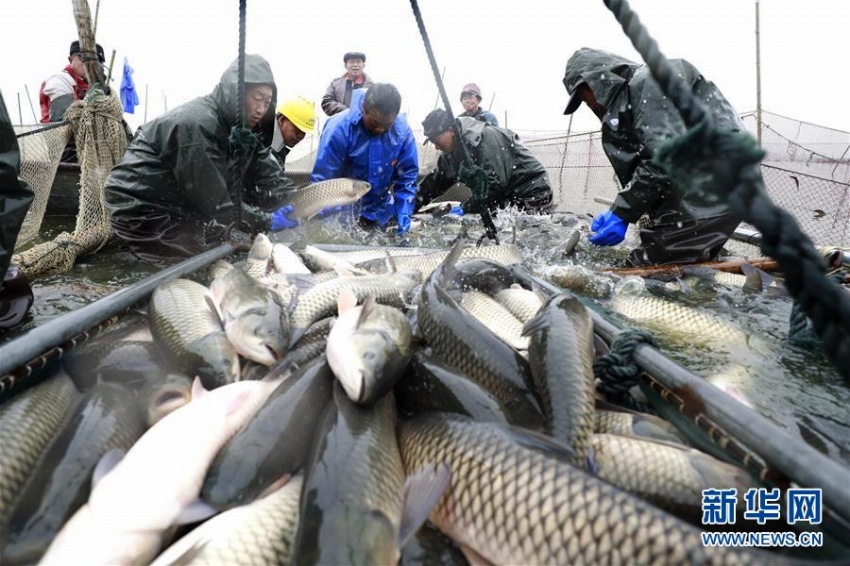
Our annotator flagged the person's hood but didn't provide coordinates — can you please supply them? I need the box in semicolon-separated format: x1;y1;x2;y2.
563;47;638;113
457;116;486;147
210;54;277;142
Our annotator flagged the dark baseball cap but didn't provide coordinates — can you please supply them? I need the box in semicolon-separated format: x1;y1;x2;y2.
70;40;105;63
563;79;586;115
343;51;366;63
422;108;453;144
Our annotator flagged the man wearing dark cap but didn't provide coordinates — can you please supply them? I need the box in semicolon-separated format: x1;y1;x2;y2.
563;47;747;266
417;108;552;216
458;82;498;126
39;40;106;123
321;51;374;116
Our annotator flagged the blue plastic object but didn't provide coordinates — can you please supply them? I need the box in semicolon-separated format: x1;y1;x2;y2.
449;205;465;216
119;58;139;114
588;209;627;246
270;204;299;231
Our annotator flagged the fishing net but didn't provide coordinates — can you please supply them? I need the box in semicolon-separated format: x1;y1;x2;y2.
12;89;128;277
12;123;72;249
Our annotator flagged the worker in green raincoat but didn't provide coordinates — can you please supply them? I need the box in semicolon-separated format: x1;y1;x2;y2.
563;47;747;266
0;91;34;329
105;54;299;261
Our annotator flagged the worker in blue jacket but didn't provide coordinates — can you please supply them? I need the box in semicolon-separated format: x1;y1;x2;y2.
310;83;418;234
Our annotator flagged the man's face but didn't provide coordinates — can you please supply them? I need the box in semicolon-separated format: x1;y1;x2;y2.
68;53;86;78
244;84;273;128
362;108;396;136
430;129;455;154
461;91;480;114
345;58;365;79
278;115;306;147
578;83;605;119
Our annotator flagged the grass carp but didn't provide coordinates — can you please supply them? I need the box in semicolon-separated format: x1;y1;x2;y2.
0;374;79;531
283;178;371;221
460;290;528;350
399;413;767;565
148;278;240;389
494;283;544;323
522;294;596;462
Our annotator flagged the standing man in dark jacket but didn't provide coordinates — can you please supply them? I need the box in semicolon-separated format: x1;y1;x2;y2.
563;47;745;266
105;54;299;261
321;52;374;117
0;91;35;329
417;109;552;215
458;83;498;127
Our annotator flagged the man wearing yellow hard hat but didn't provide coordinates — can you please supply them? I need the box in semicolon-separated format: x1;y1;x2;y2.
273;96;317;168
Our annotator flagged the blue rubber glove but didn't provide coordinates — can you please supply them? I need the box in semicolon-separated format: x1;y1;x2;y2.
270;204;299;231
395;196;415;235
588;209;628;246
448;205;465;216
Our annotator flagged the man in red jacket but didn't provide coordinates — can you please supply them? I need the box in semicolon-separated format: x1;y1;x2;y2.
39;40;106;123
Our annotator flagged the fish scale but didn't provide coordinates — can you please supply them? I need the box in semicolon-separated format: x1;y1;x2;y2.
152;475;303;566
283;178;371;221
355;245;524;279
523;294;596;461
0;374;79;531
460;290;528;350
494;286;544;323
399;413;766;565
289;271;420;339
593;409;688;444
292;385;405;564
417;263;543;429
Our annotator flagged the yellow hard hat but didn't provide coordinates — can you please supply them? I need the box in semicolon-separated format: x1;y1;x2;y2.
276;96;316;134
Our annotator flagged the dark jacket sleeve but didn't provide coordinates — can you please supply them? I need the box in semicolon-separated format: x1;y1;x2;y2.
321;78;347;117
241;145;296;229
416;153;457;210
462;129;514;214
0;93;34;276
49;94;74;122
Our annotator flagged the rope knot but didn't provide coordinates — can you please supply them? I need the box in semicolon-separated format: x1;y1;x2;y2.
594;329;656;394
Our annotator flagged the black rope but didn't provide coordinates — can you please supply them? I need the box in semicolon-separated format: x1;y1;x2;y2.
227;0;255;227
594;328;656;413
603;0;850;383
408;0;499;244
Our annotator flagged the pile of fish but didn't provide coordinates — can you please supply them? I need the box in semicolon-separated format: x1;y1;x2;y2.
0;235;801;564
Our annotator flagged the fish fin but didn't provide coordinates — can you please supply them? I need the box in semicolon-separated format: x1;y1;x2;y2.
520;308;550;337
739;263;763;293
437;238;466;286
383;250;399;274
257;474;292;499
504;426;576;462
93;447;125;488
191;376;207;400
397;463;451;548
175;499;219;525
509;283;523;290
355;295;377;330
585;445;600;475
337;286;359;315
529;282;549;304
204;293;224;329
460;544;494;566
673;276;690;293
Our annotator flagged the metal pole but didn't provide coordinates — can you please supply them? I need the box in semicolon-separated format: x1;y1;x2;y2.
16;92;23;125
755;0;763;146
0;243;235;386
23;85;37;123
504;110;508;129
143;84;149;123
487;92;495;112
433;66;446;110
93;0;101;36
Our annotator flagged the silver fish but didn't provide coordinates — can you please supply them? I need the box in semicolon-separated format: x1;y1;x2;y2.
460;289;528;350
283;178;371;221
494;283;544;323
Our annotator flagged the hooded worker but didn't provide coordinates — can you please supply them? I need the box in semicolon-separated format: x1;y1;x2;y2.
563;47;746;266
0;91;35;329
417;108;552;216
105;54;299;261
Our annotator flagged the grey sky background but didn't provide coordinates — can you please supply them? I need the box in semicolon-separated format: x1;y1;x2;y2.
5;0;850;153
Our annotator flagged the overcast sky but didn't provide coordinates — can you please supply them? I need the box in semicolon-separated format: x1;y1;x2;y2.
5;0;850;145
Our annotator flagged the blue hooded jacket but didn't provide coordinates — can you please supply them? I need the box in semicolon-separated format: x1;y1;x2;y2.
310;89;419;226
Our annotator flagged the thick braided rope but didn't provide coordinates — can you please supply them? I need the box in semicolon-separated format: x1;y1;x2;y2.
594;329;656;413
603;0;850;382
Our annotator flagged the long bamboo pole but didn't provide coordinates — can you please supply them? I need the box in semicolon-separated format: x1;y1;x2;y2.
71;0;106;86
755;0;762;146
